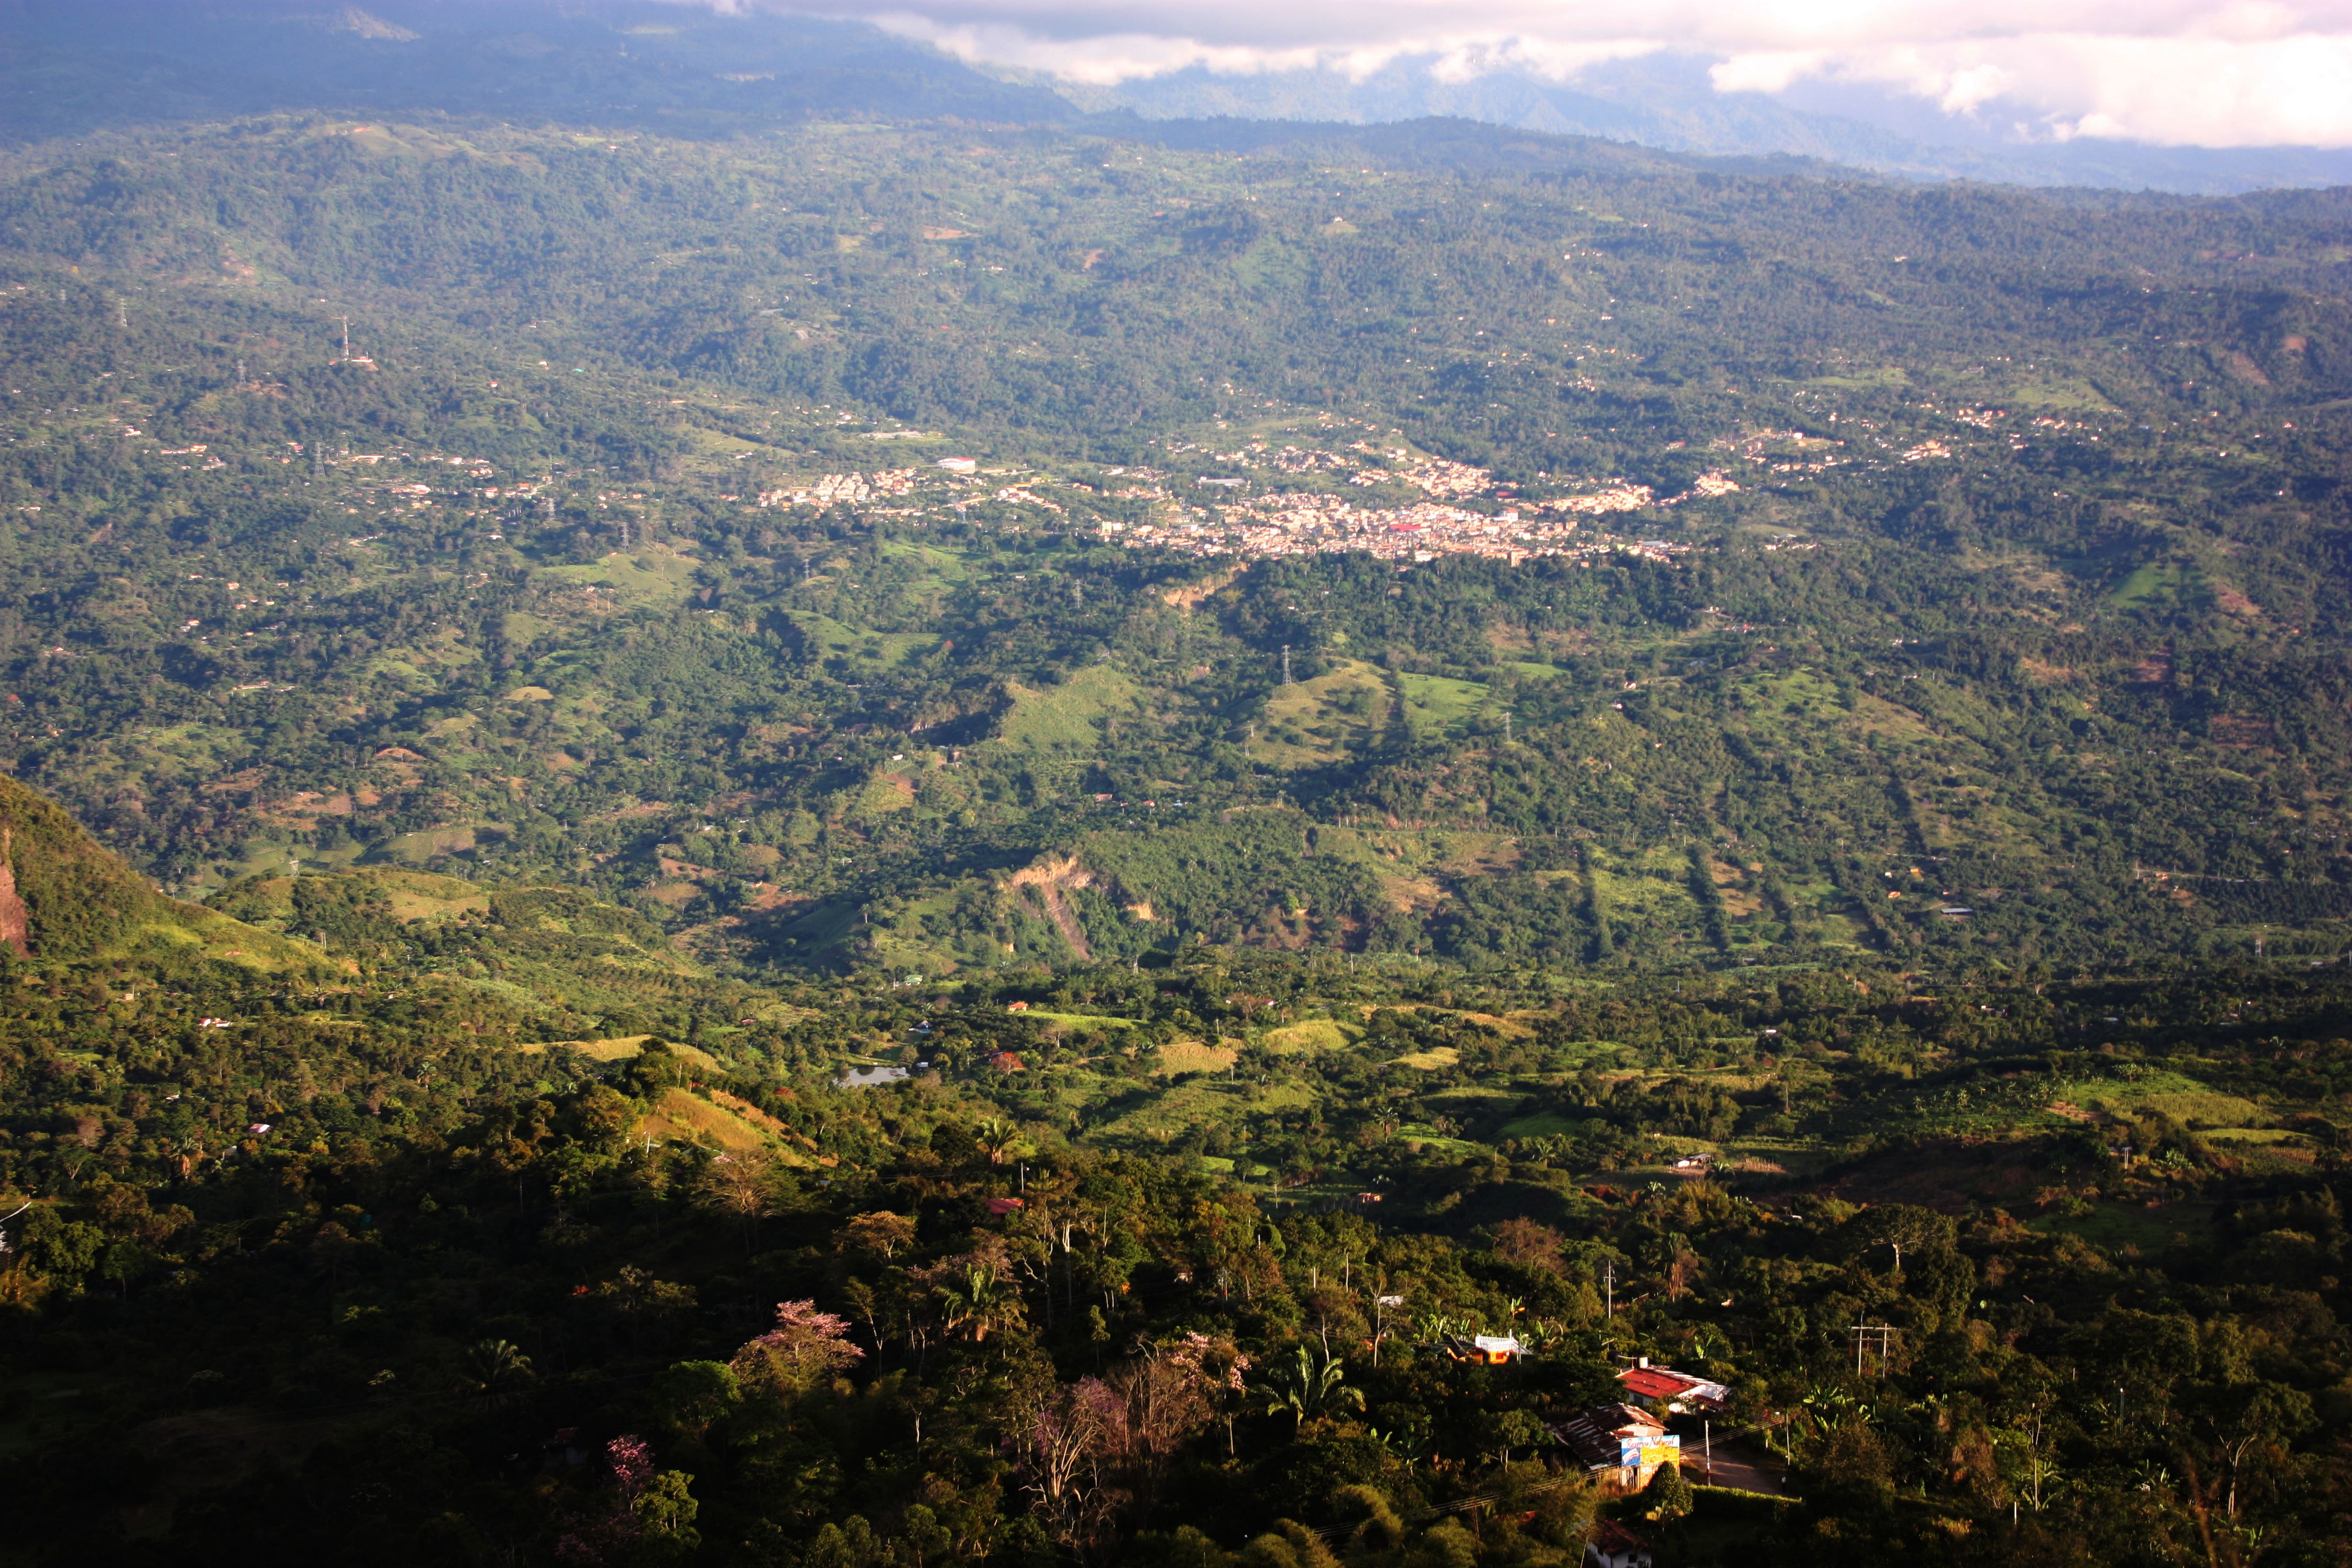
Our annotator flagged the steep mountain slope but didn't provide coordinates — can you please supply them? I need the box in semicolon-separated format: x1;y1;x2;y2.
0;770;321;971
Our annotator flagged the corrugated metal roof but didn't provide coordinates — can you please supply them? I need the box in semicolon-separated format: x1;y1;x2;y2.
1616;1364;1730;1408
1550;1403;1665;1468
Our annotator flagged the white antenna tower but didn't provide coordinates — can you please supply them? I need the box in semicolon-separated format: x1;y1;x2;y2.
1281;645;1292;685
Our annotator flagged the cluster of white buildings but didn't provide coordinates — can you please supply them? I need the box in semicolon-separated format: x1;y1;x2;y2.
1099;494;1700;566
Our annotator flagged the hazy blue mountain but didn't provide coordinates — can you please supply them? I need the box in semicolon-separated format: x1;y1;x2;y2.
2;1;2342;194
0;0;1079;143
1059;51;2352;195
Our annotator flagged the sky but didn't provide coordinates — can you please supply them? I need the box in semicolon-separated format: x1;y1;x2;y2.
714;0;2352;148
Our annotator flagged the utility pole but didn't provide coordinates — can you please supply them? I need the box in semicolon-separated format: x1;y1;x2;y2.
1848;1321;1897;1377
1604;1259;1615;1317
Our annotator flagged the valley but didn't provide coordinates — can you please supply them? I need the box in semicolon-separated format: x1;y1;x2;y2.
0;15;2345;1565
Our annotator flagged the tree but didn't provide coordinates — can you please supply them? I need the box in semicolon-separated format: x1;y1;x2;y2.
695;1149;789;1255
936;1260;1026;1343
558;1435;699;1566
1640;1460;1694;1521
1843;1203;1959;1276
1257;1346;1363;1435
840;1209;918;1260
654;1359;742;1446
458;1338;535;1411
1020;1379;1126;1560
976;1117;1023;1165
1489;1217;1566;1273
731;1299;865;1393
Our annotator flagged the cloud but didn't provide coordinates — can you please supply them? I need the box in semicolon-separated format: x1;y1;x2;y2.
704;0;2352;146
1712;26;2352;144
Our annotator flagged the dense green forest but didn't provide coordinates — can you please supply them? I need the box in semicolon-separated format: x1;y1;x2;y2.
2;785;2351;1566
0;16;2347;1563
0;105;2344;972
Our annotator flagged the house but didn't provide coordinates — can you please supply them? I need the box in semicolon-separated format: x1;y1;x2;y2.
1005;1001;1030;1012
1442;1333;1528;1365
1585;1521;1653;1568
1551;1403;1680;1495
1616;1357;1730;1412
986;1197;1026;1216
988;1051;1026;1073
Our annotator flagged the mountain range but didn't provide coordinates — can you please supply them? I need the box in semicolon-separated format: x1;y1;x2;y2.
3;1;2348;194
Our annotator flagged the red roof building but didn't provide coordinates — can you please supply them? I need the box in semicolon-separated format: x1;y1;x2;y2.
1615;1359;1730;1411
1586;1520;1654;1568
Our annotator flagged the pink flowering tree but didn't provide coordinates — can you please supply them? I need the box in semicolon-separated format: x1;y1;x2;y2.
730;1299;866;1395
556;1435;700;1566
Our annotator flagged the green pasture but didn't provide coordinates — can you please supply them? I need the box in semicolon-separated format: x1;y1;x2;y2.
994;665;1140;752
1397;671;1489;737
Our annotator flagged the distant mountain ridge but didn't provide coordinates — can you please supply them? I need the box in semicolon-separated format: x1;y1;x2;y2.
0;1;2345;194
1052;52;2352;195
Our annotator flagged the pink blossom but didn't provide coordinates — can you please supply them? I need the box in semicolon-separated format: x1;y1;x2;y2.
732;1299;865;1384
606;1434;654;1498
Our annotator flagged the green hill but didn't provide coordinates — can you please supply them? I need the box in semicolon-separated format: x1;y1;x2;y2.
0;771;322;973
0;115;2343;975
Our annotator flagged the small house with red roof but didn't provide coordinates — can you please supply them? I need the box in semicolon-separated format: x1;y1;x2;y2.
1584;1520;1653;1568
1616;1357;1729;1412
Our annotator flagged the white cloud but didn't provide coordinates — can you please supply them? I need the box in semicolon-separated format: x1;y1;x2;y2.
1708;51;1828;95
733;2;2352;145
1736;28;2352;145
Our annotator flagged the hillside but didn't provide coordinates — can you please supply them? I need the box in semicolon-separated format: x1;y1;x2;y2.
0;59;2348;1568
0;770;320;973
0;113;2343;974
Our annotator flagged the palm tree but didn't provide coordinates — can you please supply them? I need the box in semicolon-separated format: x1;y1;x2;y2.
460;1338;535;1411
975;1118;1022;1166
1258;1345;1363;1435
938;1262;1023;1342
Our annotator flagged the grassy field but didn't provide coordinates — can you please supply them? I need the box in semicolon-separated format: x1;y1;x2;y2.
995;665;1142;752
1397;671;1489;738
1157;1039;1239;1076
787;611;944;669
1255;658;1391;769
517;1035;726;1071
543;546;701;606
1259;1019;1363;1053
